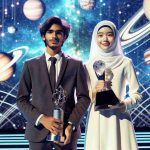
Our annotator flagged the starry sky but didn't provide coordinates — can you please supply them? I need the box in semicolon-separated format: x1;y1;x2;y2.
0;0;150;129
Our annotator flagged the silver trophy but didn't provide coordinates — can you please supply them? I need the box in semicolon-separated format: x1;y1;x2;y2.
93;60;118;110
93;60;106;82
46;85;67;142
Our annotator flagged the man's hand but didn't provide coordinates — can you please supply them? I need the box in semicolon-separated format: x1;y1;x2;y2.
54;124;73;146
63;124;73;144
39;115;63;135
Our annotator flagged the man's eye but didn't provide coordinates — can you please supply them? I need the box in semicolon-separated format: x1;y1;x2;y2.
46;30;63;35
47;30;53;33
56;31;63;35
56;31;61;34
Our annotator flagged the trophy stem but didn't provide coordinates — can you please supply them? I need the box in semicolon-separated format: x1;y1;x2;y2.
46;109;64;142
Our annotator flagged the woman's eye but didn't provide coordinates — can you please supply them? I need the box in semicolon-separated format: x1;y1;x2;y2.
98;34;103;37
107;33;114;37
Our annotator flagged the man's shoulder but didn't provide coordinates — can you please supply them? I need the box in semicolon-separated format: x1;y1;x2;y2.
25;54;44;64
63;53;82;63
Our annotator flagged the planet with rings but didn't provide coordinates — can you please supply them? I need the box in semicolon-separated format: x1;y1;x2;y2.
0;46;29;82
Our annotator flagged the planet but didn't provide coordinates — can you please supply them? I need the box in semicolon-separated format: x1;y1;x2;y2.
0;46;29;82
119;8;150;49
143;0;150;20
144;48;150;65
0;53;14;81
23;0;44;21
79;0;95;10
7;26;17;34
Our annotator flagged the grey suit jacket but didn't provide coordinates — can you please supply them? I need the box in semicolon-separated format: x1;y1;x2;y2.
16;53;90;142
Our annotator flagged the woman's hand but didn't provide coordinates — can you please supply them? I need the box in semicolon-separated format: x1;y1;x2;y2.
95;80;112;92
92;80;112;100
95;80;105;92
119;101;126;112
92;80;105;100
108;101;126;112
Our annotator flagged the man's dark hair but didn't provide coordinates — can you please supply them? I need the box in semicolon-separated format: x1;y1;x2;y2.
39;16;71;39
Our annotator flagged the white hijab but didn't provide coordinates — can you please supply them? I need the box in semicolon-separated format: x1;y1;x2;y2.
88;20;124;69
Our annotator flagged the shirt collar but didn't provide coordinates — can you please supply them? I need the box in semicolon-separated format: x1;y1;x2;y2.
45;50;62;62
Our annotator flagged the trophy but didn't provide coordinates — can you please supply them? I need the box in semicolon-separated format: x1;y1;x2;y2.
46;85;67;142
93;60;119;111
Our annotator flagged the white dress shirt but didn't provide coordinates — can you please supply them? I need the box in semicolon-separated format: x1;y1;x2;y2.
45;50;62;82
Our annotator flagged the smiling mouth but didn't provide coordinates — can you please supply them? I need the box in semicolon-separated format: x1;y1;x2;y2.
101;42;110;46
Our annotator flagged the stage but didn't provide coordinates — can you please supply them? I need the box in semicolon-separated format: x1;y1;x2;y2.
0;131;150;150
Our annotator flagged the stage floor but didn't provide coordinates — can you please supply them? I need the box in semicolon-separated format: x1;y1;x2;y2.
0;132;150;149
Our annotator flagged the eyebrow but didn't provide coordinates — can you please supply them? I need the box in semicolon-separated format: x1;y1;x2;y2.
97;31;113;34
47;29;63;32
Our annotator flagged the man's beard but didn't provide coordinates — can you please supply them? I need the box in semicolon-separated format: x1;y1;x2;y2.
47;41;64;50
46;39;59;50
49;45;58;50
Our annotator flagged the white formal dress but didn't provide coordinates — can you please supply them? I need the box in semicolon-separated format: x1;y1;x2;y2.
85;57;141;150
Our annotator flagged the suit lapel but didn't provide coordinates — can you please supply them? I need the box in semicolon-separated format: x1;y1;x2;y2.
39;54;53;95
56;53;69;88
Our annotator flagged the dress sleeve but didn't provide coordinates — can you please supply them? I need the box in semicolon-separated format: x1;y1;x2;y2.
124;59;142;111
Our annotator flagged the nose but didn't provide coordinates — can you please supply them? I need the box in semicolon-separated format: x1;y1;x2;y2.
103;35;108;41
52;31;57;38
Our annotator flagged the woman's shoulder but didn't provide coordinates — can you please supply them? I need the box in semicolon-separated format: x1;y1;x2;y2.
84;60;93;69
123;56;133;65
84;60;95;75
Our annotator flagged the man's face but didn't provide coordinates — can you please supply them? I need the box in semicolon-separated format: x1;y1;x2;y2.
42;24;66;51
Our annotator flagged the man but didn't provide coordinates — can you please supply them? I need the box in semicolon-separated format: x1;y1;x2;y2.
16;16;90;150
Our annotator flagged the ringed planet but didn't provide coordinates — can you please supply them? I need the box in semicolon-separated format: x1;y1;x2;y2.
0;46;29;81
119;7;150;48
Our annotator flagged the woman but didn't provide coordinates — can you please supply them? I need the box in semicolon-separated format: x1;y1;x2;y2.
85;20;142;150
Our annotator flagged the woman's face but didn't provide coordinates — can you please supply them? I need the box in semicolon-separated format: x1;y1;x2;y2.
96;26;115;51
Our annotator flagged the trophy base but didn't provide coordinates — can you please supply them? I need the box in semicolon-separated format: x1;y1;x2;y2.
95;90;119;111
46;134;62;142
95;105;109;110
